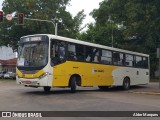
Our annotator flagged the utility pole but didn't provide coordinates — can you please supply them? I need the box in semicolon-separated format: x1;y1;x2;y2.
23;17;62;35
111;22;113;47
157;48;160;88
108;16;114;47
3;13;62;35
158;48;160;89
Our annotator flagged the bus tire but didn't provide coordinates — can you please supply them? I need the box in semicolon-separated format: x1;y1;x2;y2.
70;76;77;93
43;86;51;92
122;78;130;90
98;86;109;90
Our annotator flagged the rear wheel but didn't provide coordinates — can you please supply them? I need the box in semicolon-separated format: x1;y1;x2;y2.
43;86;51;92
70;76;77;93
122;78;130;90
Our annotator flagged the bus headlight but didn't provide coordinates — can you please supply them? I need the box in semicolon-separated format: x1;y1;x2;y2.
39;72;49;79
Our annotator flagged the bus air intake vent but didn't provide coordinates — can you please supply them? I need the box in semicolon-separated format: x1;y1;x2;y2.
20;70;38;74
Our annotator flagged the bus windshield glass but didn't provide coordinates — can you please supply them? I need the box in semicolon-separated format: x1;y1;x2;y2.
17;37;49;67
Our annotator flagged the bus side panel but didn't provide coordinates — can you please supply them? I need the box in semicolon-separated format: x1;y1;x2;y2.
112;67;149;86
52;61;119;87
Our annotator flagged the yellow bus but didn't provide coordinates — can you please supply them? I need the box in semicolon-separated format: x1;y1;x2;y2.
16;34;149;93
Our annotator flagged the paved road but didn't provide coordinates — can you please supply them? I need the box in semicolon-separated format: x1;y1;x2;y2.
0;81;160;120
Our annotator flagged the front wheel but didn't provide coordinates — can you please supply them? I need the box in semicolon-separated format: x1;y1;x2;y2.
43;86;51;92
122;78;130;90
70;76;77;93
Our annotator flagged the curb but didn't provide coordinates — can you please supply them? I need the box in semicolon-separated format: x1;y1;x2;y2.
129;91;160;95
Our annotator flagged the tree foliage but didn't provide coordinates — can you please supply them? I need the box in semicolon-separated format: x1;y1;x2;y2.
0;0;86;49
80;0;160;77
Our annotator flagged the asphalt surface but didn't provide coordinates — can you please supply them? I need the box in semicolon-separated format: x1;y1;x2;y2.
129;82;160;94
0;80;160;120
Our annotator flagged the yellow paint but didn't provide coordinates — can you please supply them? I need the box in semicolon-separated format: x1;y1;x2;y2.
16;61;120;87
52;61;119;87
16;69;45;79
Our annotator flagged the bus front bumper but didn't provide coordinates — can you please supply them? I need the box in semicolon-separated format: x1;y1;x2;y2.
16;77;48;87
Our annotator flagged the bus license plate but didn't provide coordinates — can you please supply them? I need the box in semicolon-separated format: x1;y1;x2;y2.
24;81;31;84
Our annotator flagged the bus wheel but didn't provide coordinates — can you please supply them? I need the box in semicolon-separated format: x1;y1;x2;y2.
43;86;51;92
122;78;130;90
70;76;77;93
98;86;109;90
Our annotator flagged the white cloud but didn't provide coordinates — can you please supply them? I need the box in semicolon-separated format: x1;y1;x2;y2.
0;0;3;10
67;0;103;28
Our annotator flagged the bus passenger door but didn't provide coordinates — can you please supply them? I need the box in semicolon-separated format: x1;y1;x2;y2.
50;40;67;86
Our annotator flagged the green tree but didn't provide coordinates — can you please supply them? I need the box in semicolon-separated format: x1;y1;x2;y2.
80;0;160;77
0;0;86;49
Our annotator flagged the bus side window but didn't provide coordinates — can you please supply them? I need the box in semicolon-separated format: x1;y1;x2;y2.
68;43;77;61
101;50;112;64
76;44;85;61
113;52;124;66
142;57;148;69
125;54;134;67
51;44;56;58
57;41;66;61
113;52;120;65
91;48;100;63
85;46;92;62
50;40;66;66
59;46;65;60
135;56;143;68
51;41;59;66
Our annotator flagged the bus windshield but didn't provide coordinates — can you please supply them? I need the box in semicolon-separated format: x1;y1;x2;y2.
17;41;48;67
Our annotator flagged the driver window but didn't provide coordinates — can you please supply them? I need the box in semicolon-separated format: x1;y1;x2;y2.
50;40;66;66
59;43;65;60
51;44;56;58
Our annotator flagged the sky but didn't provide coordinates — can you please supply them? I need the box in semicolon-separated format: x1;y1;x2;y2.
0;0;2;10
0;0;103;30
66;0;103;27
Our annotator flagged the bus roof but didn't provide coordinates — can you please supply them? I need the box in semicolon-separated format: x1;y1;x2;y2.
21;34;149;57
